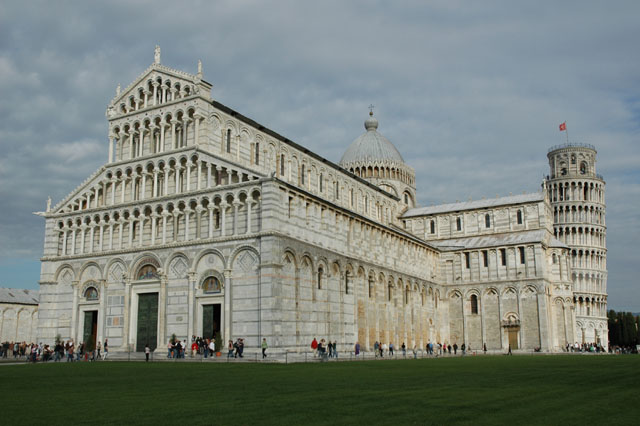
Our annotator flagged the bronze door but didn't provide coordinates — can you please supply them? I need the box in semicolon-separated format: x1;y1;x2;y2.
136;293;158;352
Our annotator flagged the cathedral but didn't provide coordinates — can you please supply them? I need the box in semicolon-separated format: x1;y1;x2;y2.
36;48;608;355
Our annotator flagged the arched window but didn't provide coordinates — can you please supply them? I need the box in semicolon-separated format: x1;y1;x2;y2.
317;267;324;290
300;164;305;185
137;264;159;280
552;253;557;264
456;217;462;231
405;287;409;305
345;272;351;294
580;162;587;174
319;174;323;192
84;286;98;301
280;154;285;176
485;213;491;228
404;193;408;204
517;210;523;225
202;276;222;293
471;294;478;314
226;129;231;153
430;220;435;234
368;278;374;298
255;142;260;165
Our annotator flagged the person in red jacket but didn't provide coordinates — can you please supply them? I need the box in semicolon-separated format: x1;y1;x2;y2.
311;337;318;356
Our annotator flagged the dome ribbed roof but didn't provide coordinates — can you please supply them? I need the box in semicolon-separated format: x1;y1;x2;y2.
339;113;405;165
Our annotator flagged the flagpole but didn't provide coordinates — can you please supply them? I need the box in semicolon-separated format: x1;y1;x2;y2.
565;121;569;144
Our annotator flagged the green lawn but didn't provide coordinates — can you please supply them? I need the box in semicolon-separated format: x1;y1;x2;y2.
2;356;638;425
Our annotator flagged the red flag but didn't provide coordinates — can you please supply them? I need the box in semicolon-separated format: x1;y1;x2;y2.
559;122;567;131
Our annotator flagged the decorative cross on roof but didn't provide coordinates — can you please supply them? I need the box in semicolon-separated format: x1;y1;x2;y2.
368;104;375;115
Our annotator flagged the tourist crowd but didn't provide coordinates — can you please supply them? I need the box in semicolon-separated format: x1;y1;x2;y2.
0;339;109;362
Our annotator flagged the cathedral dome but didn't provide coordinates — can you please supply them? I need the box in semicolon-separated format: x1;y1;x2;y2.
339;113;405;165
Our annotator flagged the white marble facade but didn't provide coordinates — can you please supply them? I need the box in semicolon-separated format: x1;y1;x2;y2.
36;48;607;355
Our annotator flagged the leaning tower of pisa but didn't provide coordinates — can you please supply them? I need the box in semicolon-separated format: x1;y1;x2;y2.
546;144;608;348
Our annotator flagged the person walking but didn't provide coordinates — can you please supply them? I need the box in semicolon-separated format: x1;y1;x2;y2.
483;343;487;354
144;343;150;362
103;339;109;360
355;341;360;357
508;345;512;355
333;341;338;358
262;338;268;359
311;337;318;357
401;342;406;357
412;345;417;359
374;341;379;358
227;340;234;358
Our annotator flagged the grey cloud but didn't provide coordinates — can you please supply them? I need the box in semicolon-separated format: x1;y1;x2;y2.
0;0;638;309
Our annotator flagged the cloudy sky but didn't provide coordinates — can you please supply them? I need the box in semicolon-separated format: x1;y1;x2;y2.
1;1;638;310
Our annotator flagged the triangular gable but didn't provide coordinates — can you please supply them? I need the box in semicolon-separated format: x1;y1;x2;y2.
50;164;108;214
106;63;212;118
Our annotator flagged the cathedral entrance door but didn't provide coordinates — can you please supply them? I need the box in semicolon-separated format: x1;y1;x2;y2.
83;311;98;351
136;293;158;352
202;304;221;341
508;328;519;350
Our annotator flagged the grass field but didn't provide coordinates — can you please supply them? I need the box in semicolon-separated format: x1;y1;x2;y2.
2;355;638;425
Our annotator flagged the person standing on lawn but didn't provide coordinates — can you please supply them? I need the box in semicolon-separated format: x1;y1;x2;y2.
262;338;268;358
145;343;150;362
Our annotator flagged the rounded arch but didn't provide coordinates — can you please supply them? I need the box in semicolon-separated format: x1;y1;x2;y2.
229;245;261;270
131;252;162;275
165;252;191;278
282;248;298;269
54;264;76;283
193;248;227;272
81;282;100;301
105;258;127;282
199;269;225;293
78;261;104;283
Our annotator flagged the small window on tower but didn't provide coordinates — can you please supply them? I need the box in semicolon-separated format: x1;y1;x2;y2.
465;252;470;269
517;210;523;225
456;217;462;231
226;129;231;153
430;220;435;234
485;213;491;228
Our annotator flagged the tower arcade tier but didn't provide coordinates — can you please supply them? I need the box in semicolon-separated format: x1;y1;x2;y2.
545;143;607;347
